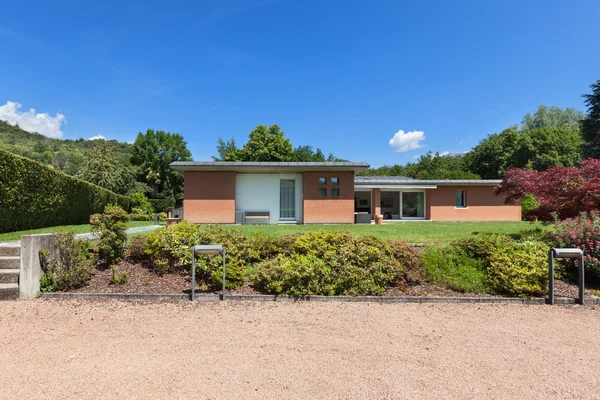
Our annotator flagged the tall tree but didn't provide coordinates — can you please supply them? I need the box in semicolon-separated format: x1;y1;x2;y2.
467;106;584;178
77;140;124;193
361;152;479;180
213;124;344;162
581;80;600;159
521;105;583;131
130;129;192;198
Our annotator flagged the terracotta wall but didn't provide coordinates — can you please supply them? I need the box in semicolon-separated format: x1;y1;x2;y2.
303;171;354;224
183;172;236;224
428;186;521;221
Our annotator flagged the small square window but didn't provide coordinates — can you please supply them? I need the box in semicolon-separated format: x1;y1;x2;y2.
332;188;340;197
331;177;339;185
318;177;326;185
319;188;327;197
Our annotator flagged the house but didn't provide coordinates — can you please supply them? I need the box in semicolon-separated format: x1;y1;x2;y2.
169;161;521;224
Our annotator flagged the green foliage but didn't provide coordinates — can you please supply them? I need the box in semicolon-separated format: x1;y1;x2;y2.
130;192;154;215
148;196;175;212
251;231;414;296
90;204;130;267
130;129;192;198
521;193;539;220
126;235;150;263
467;106;584;178
0;120;130;176
128;213;150;221
213;124;344;162
39;231;94;292
0;149;130;234
553;211;600;278
145;222;249;288
421;246;492;294
361;152;479;179
487;241;548;297
110;265;128;285
423;235;548;296
581;80;600;159
76;140;129;194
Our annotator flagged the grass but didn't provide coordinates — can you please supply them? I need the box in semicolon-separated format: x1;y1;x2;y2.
224;221;552;243
0;221;157;242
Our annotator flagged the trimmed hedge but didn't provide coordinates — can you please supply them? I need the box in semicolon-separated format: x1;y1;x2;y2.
0;149;130;233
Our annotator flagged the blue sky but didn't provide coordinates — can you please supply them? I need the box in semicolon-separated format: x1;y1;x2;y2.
1;0;598;167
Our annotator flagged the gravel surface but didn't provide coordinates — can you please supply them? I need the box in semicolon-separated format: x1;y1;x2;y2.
2;300;600;399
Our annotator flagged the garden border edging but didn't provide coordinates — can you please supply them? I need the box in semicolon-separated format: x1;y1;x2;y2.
40;292;600;305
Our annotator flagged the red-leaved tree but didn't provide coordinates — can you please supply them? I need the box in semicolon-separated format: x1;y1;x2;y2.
495;159;600;220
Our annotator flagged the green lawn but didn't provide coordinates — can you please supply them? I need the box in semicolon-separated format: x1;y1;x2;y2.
225;221;552;243
0;221;156;242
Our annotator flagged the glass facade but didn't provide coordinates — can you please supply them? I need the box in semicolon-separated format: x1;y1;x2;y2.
402;192;425;218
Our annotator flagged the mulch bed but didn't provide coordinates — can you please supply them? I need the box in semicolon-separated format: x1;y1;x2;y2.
70;259;591;299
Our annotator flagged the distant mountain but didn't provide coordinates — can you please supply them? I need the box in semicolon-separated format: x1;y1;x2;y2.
0;120;131;175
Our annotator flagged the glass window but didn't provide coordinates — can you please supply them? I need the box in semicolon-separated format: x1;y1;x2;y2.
456;190;466;208
331;177;339;185
318;177;326;185
280;180;296;219
319;188;327;197
331;188;340;197
402;192;425;218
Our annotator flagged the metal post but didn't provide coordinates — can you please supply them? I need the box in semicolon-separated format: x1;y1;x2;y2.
579;256;585;305
222;249;226;301
192;252;196;301
548;249;555;305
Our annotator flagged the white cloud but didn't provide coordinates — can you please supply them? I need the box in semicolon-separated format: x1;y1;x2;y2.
0;101;66;138
388;130;425;152
88;135;106;140
438;151;450;156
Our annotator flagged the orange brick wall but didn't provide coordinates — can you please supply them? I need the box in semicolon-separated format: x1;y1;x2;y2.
302;171;354;224
183;172;236;224
428;186;521;221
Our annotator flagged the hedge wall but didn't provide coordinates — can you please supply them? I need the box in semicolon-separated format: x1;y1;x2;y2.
0;149;131;233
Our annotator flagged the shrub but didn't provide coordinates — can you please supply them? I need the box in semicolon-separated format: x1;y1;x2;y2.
158;212;167;222
554;210;600;277
421;245;492;294
130;192;154;215
0;149;130;233
126;235;149;263
39;231;94;292
145;223;249;288
487;240;548;297
452;234;512;268
521;193;540;220
250;231;409;296
110;266;128;285
128;213;150;221
90;204;130;267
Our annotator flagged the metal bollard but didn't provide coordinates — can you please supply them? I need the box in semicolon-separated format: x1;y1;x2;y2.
548;248;584;305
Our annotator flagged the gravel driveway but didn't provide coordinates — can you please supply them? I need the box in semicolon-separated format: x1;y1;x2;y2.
1;300;599;399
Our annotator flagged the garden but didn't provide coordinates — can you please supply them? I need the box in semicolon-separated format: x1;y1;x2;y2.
38;204;600;299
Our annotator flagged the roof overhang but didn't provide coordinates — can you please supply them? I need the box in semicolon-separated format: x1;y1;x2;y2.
171;161;370;173
355;185;438;190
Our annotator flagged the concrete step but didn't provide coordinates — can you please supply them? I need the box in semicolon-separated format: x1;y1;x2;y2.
0;269;19;284
0;257;20;270
0;283;18;300
0;246;20;257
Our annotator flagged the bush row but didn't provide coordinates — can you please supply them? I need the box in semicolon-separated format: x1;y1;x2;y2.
144;222;420;295
0;149;130;233
422;235;549;297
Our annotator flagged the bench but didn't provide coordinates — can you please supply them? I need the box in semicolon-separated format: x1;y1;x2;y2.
244;211;270;224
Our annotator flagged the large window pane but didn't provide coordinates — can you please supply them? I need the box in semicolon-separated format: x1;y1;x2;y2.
280;180;296;219
402;192;424;218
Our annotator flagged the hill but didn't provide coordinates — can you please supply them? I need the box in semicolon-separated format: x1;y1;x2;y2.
0;120;131;175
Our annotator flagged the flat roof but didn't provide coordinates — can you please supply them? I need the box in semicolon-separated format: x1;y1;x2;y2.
354;176;501;186
170;161;370;173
